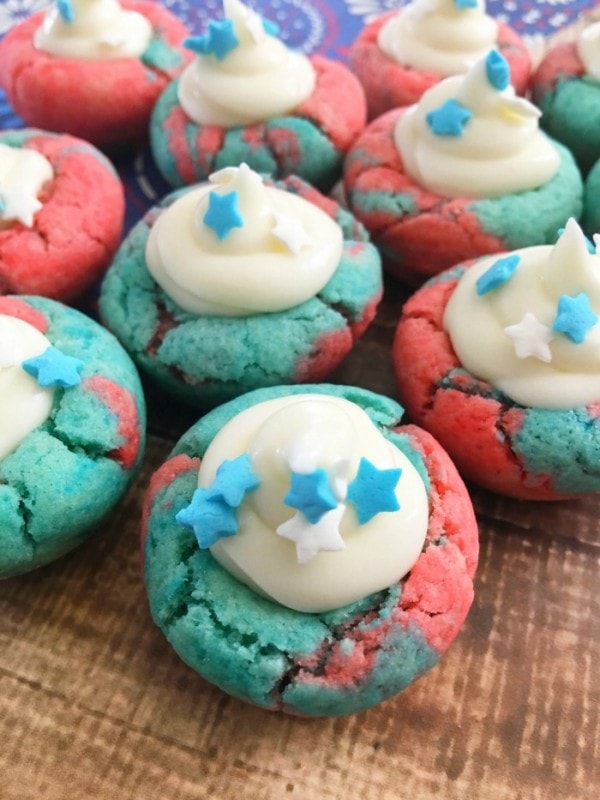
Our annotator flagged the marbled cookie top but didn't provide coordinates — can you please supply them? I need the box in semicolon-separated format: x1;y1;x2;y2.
176;393;429;613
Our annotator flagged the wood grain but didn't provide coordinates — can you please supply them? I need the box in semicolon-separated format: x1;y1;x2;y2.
1;269;599;799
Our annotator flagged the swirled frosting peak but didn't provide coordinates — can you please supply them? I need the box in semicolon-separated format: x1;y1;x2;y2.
177;0;316;127
577;21;600;81
394;49;560;198
34;0;153;60
444;218;600;408
145;163;344;316
0;143;53;228
378;0;498;76
176;394;429;613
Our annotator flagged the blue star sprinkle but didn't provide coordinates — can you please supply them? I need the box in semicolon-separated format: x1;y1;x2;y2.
476;254;521;296
552;293;599;344
485;49;510;91
176;490;239;549
203;190;244;240
21;346;83;388
346;458;402;525
183;19;239;61
426;99;472;137
262;18;279;36
455;0;478;8
176;454;260;548
557;227;595;253
206;454;260;507
284;469;338;524
57;0;74;24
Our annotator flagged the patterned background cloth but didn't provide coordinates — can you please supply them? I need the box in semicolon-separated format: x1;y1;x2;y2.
0;0;597;227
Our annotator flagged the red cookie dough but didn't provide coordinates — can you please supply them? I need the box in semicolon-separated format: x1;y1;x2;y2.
0;1;191;147
0;129;125;301
349;11;531;120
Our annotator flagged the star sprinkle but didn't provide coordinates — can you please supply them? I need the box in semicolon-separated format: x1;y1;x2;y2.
346;458;401;525
184;19;239;61
552;292;599;344
276;504;346;565
426;99;472;137
176;490;239;549
21;346;83;387
203;190;244;240
57;0;74;23
272;211;312;255
504;312;553;362
284;469;338;524
206;454;260;507
455;0;478;8
0;189;43;227
476;254;521;295
485;49;510;91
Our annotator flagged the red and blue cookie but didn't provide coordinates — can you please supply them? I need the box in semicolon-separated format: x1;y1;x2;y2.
149;0;366;192
0;128;125;301
344;50;583;284
0;0;191;147
98;165;382;409
349;2;531;120
0;294;145;578
393;219;600;499
530;23;600;176
141;383;478;716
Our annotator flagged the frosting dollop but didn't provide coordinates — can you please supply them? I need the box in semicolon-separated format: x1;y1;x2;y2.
177;0;316;127
394;50;559;198
577;21;600;81
145;164;343;316
0;315;55;461
181;394;429;613
444;219;600;408
0;143;53;228
378;0;498;77
34;0;153;60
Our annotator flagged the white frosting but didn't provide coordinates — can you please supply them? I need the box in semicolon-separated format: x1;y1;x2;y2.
378;0;498;77
394;51;560;198
444;219;600;408
177;0;316;127
199;394;429;613
577;21;600;81
145;164;343;316
34;0;153;60
0;315;55;461
0;143;53;228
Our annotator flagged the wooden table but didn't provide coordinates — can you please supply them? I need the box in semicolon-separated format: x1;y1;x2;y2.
1;274;598;800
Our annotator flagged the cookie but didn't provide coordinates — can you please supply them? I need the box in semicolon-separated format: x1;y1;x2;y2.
349;1;531;120
0;128;125;301
393;219;600;499
0;295;145;578
344;50;583;284
141;383;478;716
98;165;382;409
530;23;600;176
149;0;366;192
0;0;191;147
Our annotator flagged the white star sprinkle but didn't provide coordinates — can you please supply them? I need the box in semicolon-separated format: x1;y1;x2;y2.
0;189;43;227
276;504;346;565
272;211;312;255
504;312;554;363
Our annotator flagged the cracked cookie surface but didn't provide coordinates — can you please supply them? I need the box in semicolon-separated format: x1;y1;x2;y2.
343;109;582;284
0;295;146;578
141;383;478;717
98;176;382;409
394;265;600;499
149;56;366;192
